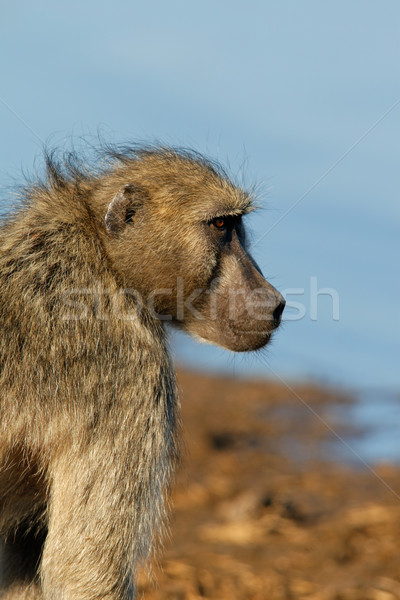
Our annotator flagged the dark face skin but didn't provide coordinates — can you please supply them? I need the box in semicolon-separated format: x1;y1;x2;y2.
181;214;285;352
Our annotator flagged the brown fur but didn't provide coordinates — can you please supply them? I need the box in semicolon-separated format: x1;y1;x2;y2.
0;145;284;599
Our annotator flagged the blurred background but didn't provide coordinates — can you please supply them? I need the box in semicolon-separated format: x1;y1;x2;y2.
0;1;399;460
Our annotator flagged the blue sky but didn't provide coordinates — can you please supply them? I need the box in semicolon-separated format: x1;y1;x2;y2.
1;0;399;390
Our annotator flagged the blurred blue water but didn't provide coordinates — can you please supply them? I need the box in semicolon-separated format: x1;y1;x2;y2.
0;1;399;460
337;389;400;464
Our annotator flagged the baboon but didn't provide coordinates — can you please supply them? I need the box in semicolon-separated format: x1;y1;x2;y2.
0;145;285;599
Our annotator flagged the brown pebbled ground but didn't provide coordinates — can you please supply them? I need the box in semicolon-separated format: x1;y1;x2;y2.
137;369;400;600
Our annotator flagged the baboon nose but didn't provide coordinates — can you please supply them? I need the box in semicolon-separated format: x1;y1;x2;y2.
273;298;286;324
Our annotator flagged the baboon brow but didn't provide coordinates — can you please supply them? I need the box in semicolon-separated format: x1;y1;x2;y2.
203;204;254;221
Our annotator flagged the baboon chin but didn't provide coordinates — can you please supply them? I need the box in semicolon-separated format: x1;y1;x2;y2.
0;144;284;599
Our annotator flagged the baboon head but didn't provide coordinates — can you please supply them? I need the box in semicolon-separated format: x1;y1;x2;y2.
102;148;285;352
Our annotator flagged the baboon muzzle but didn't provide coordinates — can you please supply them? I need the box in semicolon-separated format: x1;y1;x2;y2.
185;233;285;352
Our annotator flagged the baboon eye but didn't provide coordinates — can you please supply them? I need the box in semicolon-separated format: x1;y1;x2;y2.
212;217;226;230
209;215;240;232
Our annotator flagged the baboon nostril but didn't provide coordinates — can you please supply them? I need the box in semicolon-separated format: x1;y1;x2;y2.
273;299;285;323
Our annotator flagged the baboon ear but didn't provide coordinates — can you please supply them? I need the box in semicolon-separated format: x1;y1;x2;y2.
105;184;145;236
